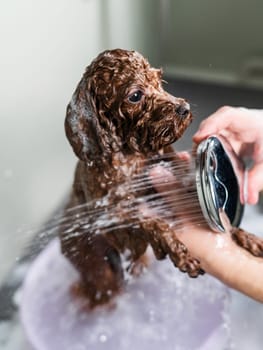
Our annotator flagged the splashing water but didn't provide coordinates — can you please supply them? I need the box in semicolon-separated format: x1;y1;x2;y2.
17;151;233;349
20;239;231;350
7;151;207;265
28;151;206;250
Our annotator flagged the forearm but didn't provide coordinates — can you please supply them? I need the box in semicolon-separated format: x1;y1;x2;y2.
177;225;263;303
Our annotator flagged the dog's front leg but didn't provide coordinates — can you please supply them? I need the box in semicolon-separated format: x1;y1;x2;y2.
231;227;263;257
61;225;125;307
141;218;205;277
60;192;125;307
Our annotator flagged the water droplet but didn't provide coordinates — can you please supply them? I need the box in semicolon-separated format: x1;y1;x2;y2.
106;289;112;296
99;333;108;343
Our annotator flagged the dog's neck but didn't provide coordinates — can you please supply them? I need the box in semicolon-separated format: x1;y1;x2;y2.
97;147;167;168
90;151;146;173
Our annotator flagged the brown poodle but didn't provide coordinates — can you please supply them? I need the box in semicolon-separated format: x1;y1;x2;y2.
60;49;263;307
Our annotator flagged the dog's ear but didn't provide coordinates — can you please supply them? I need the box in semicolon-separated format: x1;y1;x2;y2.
65;79;114;162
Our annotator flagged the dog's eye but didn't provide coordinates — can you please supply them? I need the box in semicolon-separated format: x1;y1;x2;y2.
128;90;143;103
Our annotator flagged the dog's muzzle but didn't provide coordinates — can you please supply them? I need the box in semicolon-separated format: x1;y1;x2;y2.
175;101;191;119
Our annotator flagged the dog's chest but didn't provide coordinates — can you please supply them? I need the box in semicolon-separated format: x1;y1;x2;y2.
77;155;147;201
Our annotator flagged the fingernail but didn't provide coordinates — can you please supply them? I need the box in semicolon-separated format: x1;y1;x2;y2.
193;132;201;142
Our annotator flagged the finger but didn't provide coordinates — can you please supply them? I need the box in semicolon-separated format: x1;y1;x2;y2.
247;163;263;204
193;106;253;143
252;140;263;164
193;106;237;143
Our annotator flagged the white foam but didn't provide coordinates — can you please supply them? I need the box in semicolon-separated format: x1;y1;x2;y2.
20;239;231;350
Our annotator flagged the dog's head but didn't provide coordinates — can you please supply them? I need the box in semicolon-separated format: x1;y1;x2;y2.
65;49;192;161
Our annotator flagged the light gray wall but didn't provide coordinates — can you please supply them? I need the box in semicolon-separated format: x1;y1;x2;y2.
0;0;102;280
160;0;263;89
99;0;161;66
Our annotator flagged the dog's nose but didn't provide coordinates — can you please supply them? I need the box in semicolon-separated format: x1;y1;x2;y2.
175;102;190;118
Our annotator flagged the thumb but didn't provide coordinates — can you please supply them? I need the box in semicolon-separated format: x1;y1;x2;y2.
247;163;263;204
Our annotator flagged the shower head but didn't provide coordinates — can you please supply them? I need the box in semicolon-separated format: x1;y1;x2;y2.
196;135;245;232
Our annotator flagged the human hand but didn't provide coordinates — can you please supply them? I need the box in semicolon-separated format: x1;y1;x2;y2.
193;106;263;204
149;164;263;303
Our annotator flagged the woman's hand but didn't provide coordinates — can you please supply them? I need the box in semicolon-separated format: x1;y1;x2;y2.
193;106;263;204
149;164;263;303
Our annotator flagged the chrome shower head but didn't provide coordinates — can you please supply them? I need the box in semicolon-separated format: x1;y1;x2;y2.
196;135;245;232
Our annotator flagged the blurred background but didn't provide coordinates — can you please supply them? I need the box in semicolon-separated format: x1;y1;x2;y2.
1;0;263;314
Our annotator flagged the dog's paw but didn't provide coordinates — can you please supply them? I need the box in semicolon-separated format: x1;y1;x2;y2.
177;256;205;278
163;233;205;277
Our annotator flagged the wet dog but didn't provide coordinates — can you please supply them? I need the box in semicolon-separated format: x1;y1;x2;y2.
60;49;263;306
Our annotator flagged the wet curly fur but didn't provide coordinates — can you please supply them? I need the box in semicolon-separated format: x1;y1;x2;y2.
60;49;263;306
